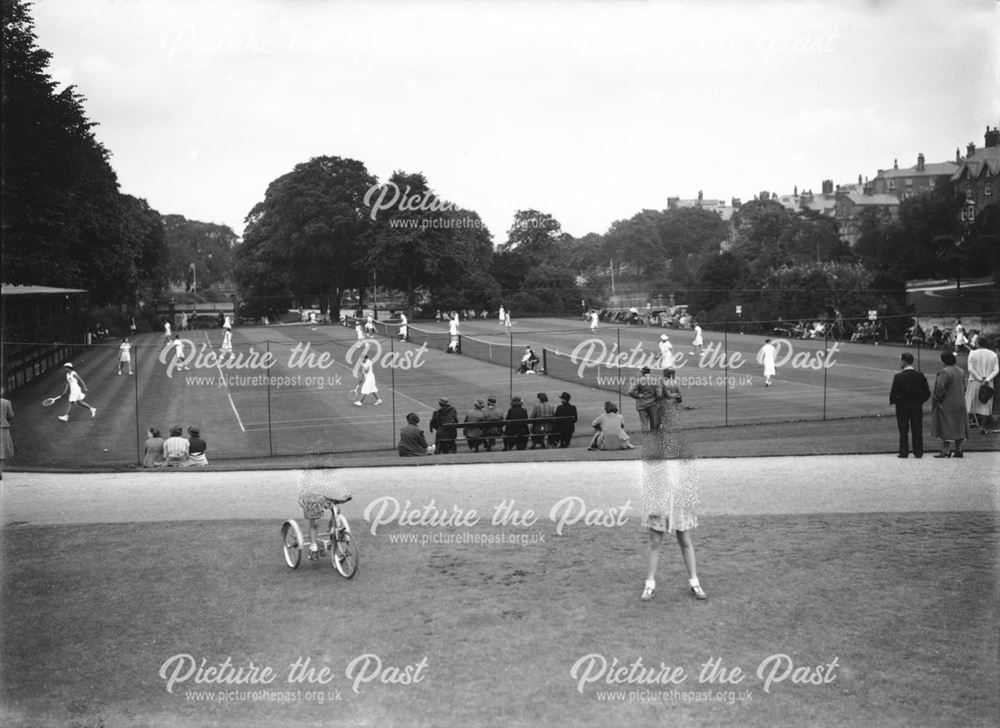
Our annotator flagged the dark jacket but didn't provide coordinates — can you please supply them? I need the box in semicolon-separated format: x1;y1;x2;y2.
430;404;458;442
503;405;530;436
430;405;459;443
554;402;577;437
889;367;931;407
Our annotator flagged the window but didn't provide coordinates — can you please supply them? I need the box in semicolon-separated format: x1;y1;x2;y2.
905;178;913;187
987;183;993;197
966;183;973;198
888;179;896;190
929;178;936;188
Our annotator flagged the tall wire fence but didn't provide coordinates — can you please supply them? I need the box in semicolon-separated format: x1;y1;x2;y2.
3;309;998;467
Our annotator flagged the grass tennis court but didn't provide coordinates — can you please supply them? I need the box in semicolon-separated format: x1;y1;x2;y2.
3;317;983;467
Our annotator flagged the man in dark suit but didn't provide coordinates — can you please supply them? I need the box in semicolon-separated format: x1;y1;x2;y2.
889;352;931;458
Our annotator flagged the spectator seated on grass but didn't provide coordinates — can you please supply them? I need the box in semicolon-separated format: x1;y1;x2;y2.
186;426;208;466
142;427;166;468
587;401;635;451
163;426;190;466
398;413;433;456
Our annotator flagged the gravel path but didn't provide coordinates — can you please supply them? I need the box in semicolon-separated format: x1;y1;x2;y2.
3;453;997;526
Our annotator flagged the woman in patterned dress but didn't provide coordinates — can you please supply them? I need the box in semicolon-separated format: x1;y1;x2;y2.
640;369;707;601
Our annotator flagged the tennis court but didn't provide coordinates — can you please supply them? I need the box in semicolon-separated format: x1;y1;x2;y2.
4;317;952;467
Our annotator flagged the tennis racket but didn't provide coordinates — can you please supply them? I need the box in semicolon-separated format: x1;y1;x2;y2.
42;395;62;407
349;385;360;402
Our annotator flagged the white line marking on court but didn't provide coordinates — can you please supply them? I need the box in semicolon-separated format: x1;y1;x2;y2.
204;331;245;432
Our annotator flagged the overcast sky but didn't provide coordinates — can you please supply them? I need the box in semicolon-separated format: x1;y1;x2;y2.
31;0;999;243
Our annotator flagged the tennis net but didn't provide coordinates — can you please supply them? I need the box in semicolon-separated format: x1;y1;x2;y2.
459;335;518;368
541;348;631;395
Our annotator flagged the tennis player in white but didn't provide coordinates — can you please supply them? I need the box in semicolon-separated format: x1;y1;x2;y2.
58;363;96;421
117;337;133;375
220;328;233;358
658;335;673;369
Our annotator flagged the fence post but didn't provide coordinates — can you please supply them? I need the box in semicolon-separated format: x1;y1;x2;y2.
390;334;397;450
508;330;514;403
723;321;729;427
822;328;829;421
616;326;623;414
266;339;273;457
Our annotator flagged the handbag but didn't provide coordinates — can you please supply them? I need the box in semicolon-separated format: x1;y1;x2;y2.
978;383;995;405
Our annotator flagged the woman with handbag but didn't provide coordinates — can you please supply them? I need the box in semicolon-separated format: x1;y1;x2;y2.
965;338;999;434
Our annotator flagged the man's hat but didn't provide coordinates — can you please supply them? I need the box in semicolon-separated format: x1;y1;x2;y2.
438;397;450;406
641;366;651;374
511;396;522;405
474;399;485;408
188;426;200;436
660;334;669;341
487;395;497;405
559;392;571;401
63;362;73;368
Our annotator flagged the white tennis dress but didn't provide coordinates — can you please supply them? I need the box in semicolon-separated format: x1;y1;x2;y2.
360;359;378;395
759;342;777;378
67;371;84;402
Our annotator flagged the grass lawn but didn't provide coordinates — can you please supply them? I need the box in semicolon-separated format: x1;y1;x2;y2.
2;512;997;727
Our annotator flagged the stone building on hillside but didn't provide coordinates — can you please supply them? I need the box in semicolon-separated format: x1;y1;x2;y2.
952;126;1000;224
871;155;958;201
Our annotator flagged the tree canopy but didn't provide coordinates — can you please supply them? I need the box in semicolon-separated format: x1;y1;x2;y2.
1;0;168;306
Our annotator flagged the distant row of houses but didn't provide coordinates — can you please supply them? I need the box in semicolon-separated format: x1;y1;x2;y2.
667;125;1000;246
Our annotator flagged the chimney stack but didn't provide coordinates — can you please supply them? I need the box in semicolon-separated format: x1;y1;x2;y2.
967;141;977;157
893;158;898;170
985;126;1000;148
822;179;833;195
956;147;961;163
917;153;925;171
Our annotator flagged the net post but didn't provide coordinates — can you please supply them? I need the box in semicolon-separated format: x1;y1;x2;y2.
133;342;141;465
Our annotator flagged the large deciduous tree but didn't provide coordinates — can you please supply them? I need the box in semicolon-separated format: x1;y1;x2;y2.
235;156;376;316
163;215;238;291
362;171;495;315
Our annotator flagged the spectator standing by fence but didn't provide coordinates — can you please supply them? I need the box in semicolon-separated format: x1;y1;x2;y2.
965;338;998;434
